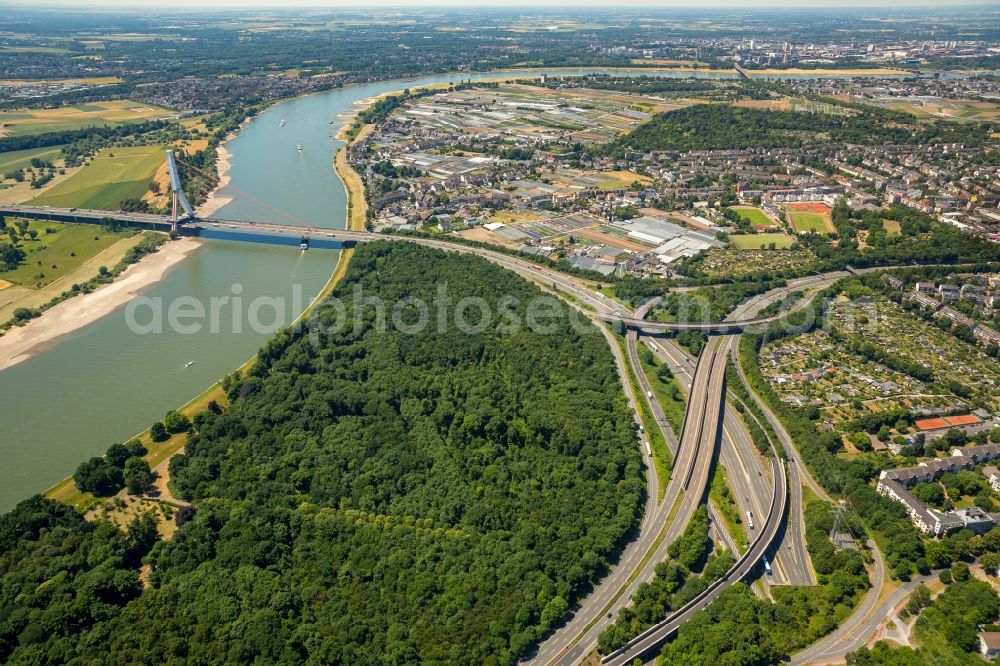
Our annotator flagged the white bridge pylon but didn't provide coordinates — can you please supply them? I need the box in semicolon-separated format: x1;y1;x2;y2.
165;149;196;225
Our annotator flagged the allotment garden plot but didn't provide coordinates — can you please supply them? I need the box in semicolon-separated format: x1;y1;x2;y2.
760;292;1000;432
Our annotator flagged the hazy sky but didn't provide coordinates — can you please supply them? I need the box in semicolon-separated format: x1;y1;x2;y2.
12;0;1000;7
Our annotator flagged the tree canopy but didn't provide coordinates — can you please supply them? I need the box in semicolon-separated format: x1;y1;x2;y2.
0;241;645;665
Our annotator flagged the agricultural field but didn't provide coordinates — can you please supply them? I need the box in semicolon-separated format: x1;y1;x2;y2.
733;97;852;116
728;232;795;250
727;205;778;229
487;210;548;224
0;219;134;289
596;170;653;188
0;100;174;138
545;167;652;191
397;84;687;146
28;144;165;210
0;145;65;174
848;95;1000;124
456;226;520;248
785;203;835;234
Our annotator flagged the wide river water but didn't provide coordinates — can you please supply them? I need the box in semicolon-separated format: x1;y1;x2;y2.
0;67;973;510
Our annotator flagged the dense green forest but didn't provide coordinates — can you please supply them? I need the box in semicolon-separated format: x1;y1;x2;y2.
597;506;733;654
0;242;645;664
611;103;994;152
656;279;786;322
657;583;785;665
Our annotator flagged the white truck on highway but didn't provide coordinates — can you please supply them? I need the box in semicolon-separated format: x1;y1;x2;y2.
746;511;755;530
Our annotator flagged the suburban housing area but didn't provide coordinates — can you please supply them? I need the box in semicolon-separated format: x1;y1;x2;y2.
2;5;1000;666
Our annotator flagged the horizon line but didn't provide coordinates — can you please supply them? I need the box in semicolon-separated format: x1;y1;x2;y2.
4;1;1000;9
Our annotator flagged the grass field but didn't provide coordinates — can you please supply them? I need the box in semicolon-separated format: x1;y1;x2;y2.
488;210;547;224
28;144;164;210
599;170;654;188
729;233;795;250
0;220;133;288
883;219;902;235
0;100;173;138
0;145;65;173
728;205;777;229
788;210;830;234
638;347;687;435
709;463;748;553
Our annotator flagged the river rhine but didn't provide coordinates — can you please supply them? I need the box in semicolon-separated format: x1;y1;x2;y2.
0;67;944;510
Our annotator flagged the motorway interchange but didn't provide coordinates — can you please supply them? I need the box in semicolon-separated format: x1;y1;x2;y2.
521;269;888;666
3;205;889;665
503;263;861;665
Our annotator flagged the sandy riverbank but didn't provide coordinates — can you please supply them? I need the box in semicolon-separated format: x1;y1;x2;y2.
746;67;912;77
0;237;202;372
196;142;234;218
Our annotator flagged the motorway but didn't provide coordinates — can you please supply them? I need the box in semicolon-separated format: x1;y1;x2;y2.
652;337;795;589
0;205;836;335
0;204;180;230
624;311;741;569
719;275;848;586
597;336;783;666
724;275;905;662
531;339;726;666
4;204;860;663
627;300;680;457
648;275;834;588
602;436;787;666
597;277;860;664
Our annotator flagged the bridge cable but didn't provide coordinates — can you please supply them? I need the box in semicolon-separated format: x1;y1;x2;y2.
174;157;310;227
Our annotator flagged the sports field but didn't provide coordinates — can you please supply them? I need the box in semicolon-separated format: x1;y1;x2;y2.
28;145;164;210
789;211;829;233
729;233;795;250
728;205;777;229
785;203;835;234
0;100;173;138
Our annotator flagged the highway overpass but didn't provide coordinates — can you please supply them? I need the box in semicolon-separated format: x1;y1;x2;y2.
0;204;829;334
602;450;788;666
